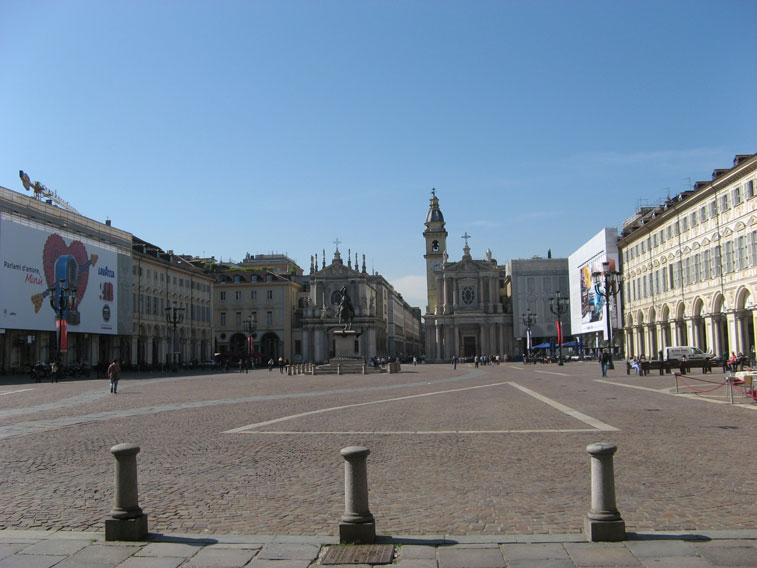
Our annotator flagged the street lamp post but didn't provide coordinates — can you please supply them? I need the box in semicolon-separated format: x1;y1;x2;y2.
243;314;257;368
521;309;537;362
550;291;570;366
592;261;622;363
164;302;185;372
49;279;77;378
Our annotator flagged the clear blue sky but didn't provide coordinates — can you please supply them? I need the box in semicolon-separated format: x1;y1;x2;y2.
1;0;755;309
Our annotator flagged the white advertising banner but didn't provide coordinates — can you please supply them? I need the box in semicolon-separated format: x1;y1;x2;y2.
0;212;118;334
569;228;620;338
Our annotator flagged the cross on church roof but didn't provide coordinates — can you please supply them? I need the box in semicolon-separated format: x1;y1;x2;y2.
461;232;471;246
333;237;341;251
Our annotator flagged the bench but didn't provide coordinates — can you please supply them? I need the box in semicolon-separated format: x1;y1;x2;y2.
627;359;712;375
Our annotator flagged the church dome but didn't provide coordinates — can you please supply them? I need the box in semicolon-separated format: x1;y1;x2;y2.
426;208;444;223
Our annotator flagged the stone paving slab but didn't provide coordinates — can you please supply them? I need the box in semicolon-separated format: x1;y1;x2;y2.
0;530;756;567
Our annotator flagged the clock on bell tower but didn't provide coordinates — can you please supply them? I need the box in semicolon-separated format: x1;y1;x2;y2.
423;188;448;315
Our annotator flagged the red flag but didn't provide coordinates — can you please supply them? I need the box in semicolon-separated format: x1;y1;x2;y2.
58;319;68;352
556;320;563;345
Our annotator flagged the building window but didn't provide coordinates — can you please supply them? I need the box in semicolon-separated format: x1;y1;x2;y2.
234;275;241;283
660;230;666;244
751;231;757;266
725;241;734;273
710;200;718;217
690;211;698;227
662;268;668;291
746;180;755;199
461;286;475;305
220;291;226;301
693;254;701;283
234;290;241;301
267;290;273;300
700;206;708;222
266;311;273;325
295;340;302;355
220;312;226;326
733;186;742;206
713;245;722;277
682;217;689;232
235;312;241;325
652;233;658;248
250;291;257;300
737;236;747;270
720;194;730;211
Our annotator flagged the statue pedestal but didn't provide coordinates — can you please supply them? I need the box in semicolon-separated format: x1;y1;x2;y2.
332;329;362;358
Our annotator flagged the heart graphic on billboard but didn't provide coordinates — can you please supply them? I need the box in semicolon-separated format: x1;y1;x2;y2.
29;234;99;314
42;234;90;303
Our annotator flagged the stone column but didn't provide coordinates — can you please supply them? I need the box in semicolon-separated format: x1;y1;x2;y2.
584;442;625;542
726;312;738;354
105;443;148;541
339;446;375;544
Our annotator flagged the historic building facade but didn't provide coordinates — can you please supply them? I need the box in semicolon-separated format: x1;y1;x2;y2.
209;264;302;363
619;153;757;359
507;257;571;356
423;191;513;361
130;239;213;368
300;247;422;363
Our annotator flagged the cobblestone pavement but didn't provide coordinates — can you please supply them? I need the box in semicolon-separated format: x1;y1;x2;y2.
0;362;755;538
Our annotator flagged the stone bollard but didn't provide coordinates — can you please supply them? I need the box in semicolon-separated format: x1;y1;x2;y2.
584;442;625;542
337;363;342;375
105;443;148;541
362;363;366;375
339;446;375;544
287;365;292;376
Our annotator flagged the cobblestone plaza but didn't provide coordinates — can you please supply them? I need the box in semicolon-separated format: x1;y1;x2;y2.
1;363;755;537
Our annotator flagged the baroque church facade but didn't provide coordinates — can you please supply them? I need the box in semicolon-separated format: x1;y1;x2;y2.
423;191;515;361
300;247;422;363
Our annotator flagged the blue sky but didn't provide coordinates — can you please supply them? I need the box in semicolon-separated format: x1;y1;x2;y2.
1;0;755;309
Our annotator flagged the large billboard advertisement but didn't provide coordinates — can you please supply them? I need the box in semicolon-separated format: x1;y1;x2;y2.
568;228;620;338
0;212;118;334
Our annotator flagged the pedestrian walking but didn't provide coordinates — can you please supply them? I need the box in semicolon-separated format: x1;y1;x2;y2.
278;356;285;374
268;358;274;372
50;360;59;383
107;359;121;393
600;349;611;377
452;356;457;370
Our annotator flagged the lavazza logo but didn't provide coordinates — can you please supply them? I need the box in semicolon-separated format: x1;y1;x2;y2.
97;266;115;278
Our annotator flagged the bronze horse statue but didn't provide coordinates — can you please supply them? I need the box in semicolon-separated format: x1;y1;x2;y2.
337;286;355;330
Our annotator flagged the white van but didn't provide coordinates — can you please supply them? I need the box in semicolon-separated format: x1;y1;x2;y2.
663;346;712;361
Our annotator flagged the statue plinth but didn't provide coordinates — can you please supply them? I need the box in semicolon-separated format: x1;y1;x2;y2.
332;328;362;358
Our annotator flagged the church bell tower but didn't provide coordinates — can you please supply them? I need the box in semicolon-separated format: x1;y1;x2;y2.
423;189;448;315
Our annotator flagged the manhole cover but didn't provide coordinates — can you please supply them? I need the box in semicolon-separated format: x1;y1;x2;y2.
716;425;739;430
322;544;395;565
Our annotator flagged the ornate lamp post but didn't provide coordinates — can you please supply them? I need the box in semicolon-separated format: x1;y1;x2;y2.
164;302;184;372
243;313;257;366
592;261;622;360
521;309;537;360
550;291;570;366
49;279;77;372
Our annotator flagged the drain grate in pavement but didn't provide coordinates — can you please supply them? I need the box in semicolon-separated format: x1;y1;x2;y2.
322;544;395;565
